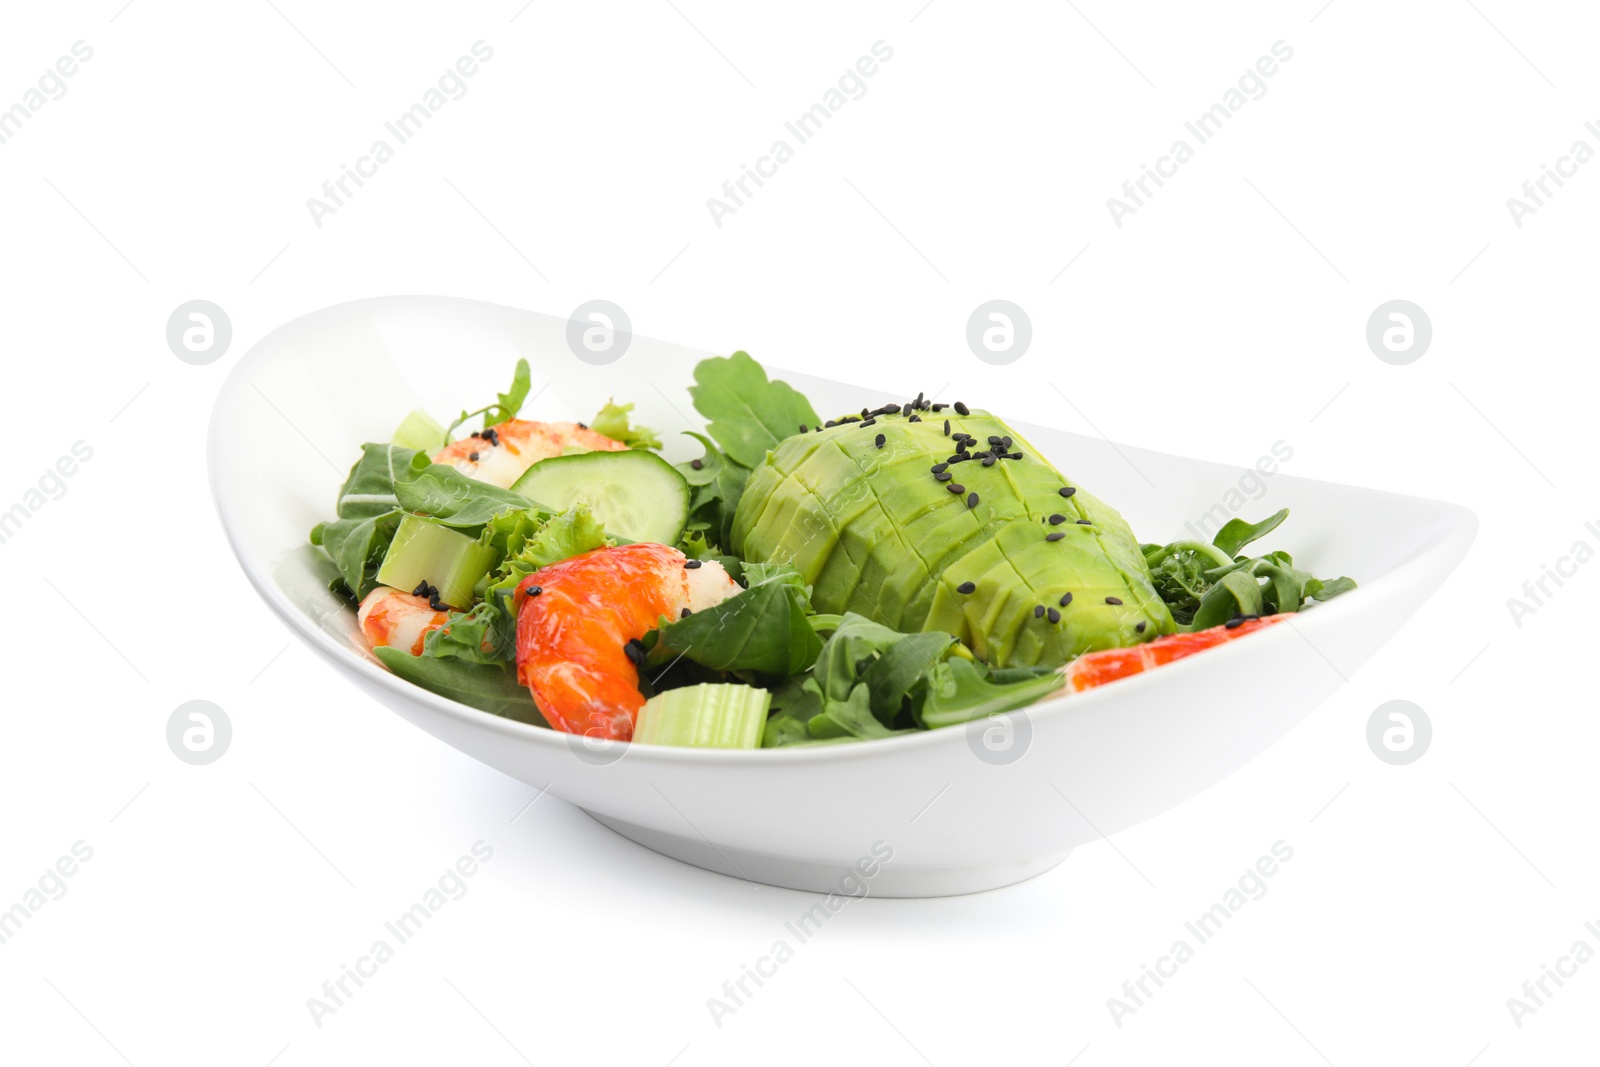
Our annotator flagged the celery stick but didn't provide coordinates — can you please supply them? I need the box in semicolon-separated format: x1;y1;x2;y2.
633;684;770;749
376;514;497;608
392;409;449;451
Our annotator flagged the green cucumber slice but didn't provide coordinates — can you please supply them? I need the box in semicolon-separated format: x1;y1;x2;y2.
633;684;770;749
510;449;689;545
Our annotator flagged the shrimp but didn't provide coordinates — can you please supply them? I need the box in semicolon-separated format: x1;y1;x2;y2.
434;419;627;489
515;543;740;740
1062;614;1286;693
358;586;451;655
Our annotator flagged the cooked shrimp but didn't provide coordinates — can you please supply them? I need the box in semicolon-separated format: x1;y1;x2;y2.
434;419;627;489
515;543;740;740
358;586;451;655
1062;615;1286;693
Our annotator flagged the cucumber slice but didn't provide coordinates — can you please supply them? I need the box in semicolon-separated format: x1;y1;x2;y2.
633;684;770;749
510;449;689;545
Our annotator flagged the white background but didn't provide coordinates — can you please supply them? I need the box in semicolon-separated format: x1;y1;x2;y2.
1;1;1595;1064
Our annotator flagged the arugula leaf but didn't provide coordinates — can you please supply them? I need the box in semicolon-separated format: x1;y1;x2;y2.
393;451;534;526
312;444;420;597
688;352;820;469
644;563;820;682
373;646;544;724
591;400;663;451
1212;507;1289;558
319;510;402;600
420;601;503;665
917;658;1065;729
1143;509;1355;629
446;358;533;440
676;432;748;550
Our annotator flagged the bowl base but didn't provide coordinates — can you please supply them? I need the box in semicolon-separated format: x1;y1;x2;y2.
582;810;1072;897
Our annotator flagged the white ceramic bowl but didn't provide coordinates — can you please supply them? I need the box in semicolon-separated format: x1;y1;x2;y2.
209;296;1476;897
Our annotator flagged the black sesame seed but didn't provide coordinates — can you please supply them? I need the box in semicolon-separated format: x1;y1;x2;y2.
681;607;692;618
954;401;970;416
1048;514;1066;525
526;585;542;597
914;391;925;408
949;483;965;494
1047;608;1061;624
412;580;430;597
1001;436;1013;448
1045;531;1065;542
1059;592;1073;607
799;424;808;434
957;581;976;594
875;433;886;448
932;403;947;412
824;420;837;428
623;642;645;667
987;435;1003;446
468;451;480;462
908;414;921;423
1008;452;1024;460
1225;616;1244;630
982;455;996;467
684;559;703;569
861;417;877;428
1105;596;1123;605
934;471;952;482
930;462;949;474
1076;519;1092;525
966;492;979;508
943;419;951;435
1059;486;1077;498
483;428;499;445
691;458;704;470
1034;605;1046;618
1136;621;1147;633
902;403;913;417
948;454;965;464
861;407;870;418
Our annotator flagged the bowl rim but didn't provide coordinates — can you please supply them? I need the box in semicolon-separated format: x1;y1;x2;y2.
209;294;1478;768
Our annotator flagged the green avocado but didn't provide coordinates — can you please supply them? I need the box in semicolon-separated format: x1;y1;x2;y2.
731;410;1174;668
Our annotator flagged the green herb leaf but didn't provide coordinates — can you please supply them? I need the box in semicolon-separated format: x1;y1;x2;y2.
1212;507;1289;558
373;646;543;724
445;358;533;440
591;400;663;451
645;563;820;682
687;352;820;469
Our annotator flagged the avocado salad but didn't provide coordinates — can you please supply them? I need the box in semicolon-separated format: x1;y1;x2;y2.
311;353;1354;749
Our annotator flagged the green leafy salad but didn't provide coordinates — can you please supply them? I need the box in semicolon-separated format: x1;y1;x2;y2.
310;353;1354;750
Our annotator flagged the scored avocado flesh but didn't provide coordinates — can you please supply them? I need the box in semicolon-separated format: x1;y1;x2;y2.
730;410;1175;669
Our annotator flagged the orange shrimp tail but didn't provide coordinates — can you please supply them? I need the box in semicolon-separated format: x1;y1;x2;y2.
514;543;691;740
1064;615;1286;692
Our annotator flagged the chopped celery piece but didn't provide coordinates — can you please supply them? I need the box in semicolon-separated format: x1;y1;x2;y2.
392;409;448;451
633;684;770;749
376;514;497;608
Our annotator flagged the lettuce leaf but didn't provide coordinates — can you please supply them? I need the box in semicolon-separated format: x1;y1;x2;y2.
591;400;662;451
